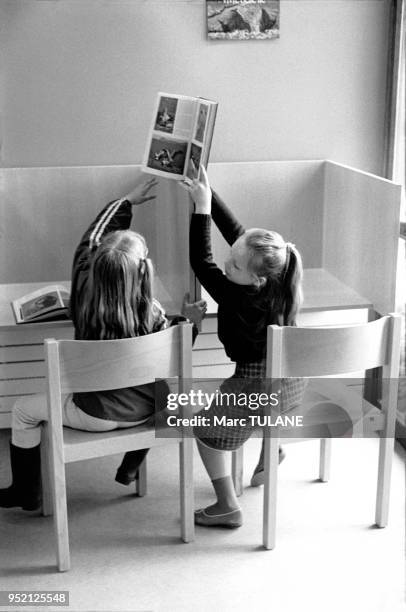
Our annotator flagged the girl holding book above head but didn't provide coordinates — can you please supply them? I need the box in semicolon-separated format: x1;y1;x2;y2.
0;176;206;513
181;165;306;528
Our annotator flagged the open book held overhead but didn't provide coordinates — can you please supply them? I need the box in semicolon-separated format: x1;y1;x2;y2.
142;92;218;183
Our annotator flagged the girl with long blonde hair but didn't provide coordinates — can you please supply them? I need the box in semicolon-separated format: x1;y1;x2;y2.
0;177;205;511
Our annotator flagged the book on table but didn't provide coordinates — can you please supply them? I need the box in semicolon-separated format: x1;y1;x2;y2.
142;92;218;182
11;285;70;324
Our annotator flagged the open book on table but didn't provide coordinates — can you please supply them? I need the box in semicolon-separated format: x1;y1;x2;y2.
11;285;70;324
142;92;218;182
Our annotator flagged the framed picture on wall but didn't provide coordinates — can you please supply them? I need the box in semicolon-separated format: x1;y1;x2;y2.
207;0;280;40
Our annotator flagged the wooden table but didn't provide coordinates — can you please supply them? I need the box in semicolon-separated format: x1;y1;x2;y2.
0;271;374;428
0;278;179;428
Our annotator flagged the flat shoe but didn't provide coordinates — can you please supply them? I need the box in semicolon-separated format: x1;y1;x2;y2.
250;447;286;487
194;507;242;528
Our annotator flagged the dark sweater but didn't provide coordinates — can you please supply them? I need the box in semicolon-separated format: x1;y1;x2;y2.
190;191;280;363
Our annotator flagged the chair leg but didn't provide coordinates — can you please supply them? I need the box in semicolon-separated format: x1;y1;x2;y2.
40;424;53;516
319;439;331;482
49;442;70;571
179;438;194;543
136;458;147;497
232;446;244;497
375;435;395;527
262;434;279;550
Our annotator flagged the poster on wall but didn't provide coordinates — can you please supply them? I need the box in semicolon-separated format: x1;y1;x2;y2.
207;0;280;40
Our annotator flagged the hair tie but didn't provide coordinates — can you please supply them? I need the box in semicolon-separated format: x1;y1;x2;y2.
285;242;295;252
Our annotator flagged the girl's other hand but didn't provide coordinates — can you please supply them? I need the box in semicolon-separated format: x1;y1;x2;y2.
181;292;208;326
180;164;212;214
124;177;158;206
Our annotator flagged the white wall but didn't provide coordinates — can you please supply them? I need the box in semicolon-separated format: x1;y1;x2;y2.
0;0;389;175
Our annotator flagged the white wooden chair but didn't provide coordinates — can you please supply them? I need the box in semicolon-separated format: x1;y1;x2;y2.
42;324;194;571
232;314;401;549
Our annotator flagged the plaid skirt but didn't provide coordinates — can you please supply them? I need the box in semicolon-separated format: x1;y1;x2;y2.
194;360;307;451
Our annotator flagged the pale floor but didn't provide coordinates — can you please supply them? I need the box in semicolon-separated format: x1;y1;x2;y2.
0;429;405;612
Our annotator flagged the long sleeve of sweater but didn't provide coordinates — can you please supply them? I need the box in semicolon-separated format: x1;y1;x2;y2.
190;191;244;304
190;214;226;304
70;198;134;326
72;198;133;274
211;190;245;245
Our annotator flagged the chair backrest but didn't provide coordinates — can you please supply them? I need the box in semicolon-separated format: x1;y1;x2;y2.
44;324;193;451
45;323;193;394
266;314;401;379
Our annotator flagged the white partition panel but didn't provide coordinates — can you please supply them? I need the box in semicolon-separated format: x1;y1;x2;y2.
0;165;191;312
323;161;402;315
207;161;325;270
1;161;401;316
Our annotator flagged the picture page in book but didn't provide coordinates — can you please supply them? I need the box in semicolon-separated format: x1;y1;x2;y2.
143;93;217;182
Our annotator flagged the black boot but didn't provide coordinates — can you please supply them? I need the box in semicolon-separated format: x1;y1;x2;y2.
0;443;41;511
115;449;149;485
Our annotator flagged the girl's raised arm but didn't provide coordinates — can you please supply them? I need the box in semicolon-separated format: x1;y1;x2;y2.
211;190;244;246
73;177;158;268
70;178;158;326
182;164;244;245
181;166;237;305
